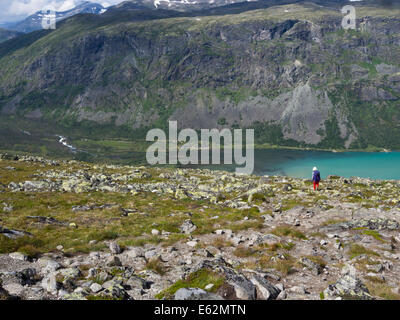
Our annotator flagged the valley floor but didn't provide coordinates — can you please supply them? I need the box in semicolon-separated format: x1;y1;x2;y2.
1;153;400;300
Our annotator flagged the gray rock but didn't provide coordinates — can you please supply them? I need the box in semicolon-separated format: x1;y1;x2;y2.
126;247;144;258
276;290;287;300
299;257;323;275
103;282;128;299
39;259;62;273
250;274;280;300
323;274;373;300
59;267;81;280
125;275;149;290
90;283;103;293
288;286;307;294
0;226;30;239
179;219;197;234
109;242;121;255
222;267;256;300
144;249;159;260
106;256;122;267
9;252;28;261
174;288;223;300
41;274;60;293
366;264;384;273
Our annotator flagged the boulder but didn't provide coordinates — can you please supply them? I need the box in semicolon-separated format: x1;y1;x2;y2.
174;288;223;300
250;274;281;300
179;220;197;234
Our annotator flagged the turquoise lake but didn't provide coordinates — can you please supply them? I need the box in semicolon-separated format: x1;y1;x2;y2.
252;149;400;180
185;149;400;180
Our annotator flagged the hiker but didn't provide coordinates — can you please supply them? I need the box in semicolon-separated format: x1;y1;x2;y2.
312;166;321;190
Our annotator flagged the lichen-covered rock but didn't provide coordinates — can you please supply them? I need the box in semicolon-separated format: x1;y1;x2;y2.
323;267;373;300
174;288;223;300
179;220;197;234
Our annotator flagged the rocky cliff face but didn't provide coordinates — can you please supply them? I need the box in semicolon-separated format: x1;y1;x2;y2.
0;2;400;149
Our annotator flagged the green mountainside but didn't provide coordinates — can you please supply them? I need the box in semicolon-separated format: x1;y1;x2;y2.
1;2;400;157
0;28;22;43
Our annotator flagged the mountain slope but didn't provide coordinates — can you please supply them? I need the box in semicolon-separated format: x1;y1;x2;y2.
0;28;22;43
0;2;400;150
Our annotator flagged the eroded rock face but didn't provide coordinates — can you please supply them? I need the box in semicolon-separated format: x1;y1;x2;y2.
2;5;400;148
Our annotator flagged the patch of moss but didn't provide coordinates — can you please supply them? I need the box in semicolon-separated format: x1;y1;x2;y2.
155;268;225;300
272;225;307;240
348;244;379;260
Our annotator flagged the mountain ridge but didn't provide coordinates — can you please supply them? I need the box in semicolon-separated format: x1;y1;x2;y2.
0;1;400;151
4;1;106;33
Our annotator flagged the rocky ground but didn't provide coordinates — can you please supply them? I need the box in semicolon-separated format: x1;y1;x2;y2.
1;153;400;300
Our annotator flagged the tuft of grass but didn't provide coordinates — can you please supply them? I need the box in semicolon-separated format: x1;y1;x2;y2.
320;219;348;227
271;225;307;240
267;241;295;252
233;246;257;258
146;258;166;276
212;237;233;249
303;255;327;269
155;268;225;300
366;282;400;300
86;294;121;300
259;253;297;276
359;229;385;242
364;275;386;284
347;244;379;259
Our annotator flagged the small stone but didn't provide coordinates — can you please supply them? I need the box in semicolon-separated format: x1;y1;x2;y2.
106;256;122;267
334;241;342;250
250;274;280;300
144;249;159;260
205;284;214;290
327;234;339;239
151;229;160;236
42;274;60;293
109;242;121;255
186;241;198;247
174;288;222;300
179;220;197;234
299;257;323;275
289;286;306;294
320;240;328;246
126;247;145;258
9;252;28;261
276;290;287;300
90;283;103;293
43;260;62;273
56;245;64;251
